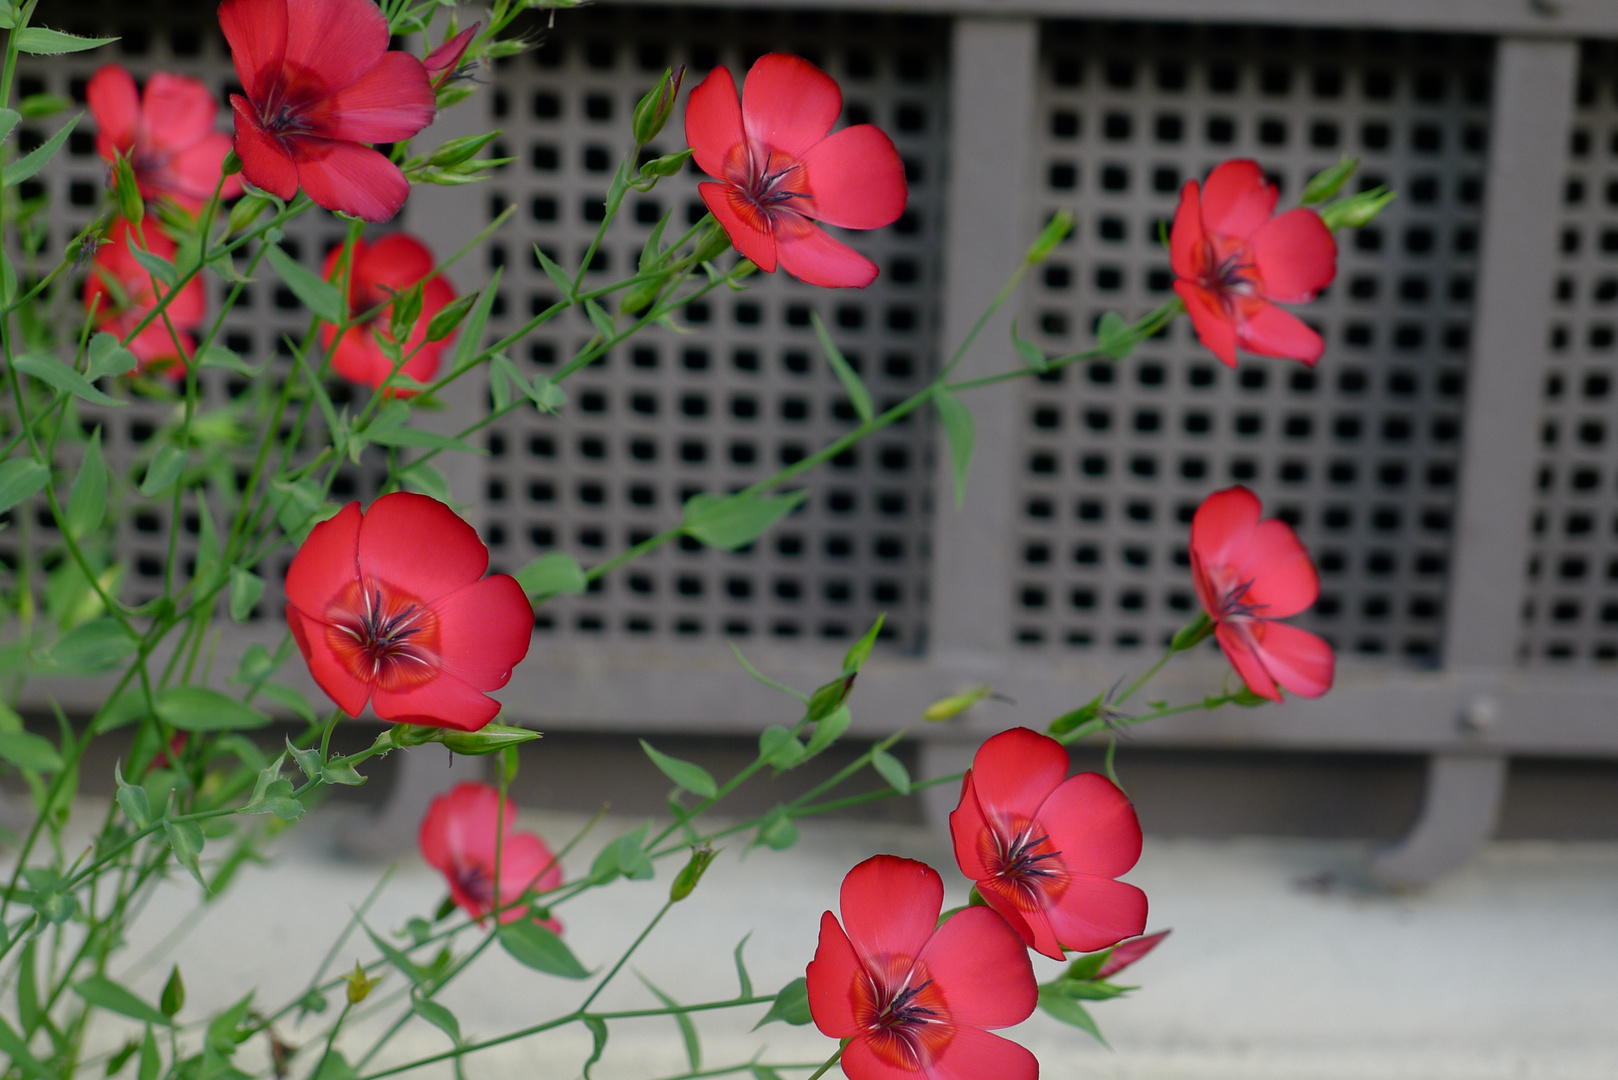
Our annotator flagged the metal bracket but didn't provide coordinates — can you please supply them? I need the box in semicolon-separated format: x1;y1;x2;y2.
1369;752;1508;889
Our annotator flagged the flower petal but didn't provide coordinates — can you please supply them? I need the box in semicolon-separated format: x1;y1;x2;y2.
126;322;195;370
920;907;1037;1028
417;786;458;871
324;324;394;389
1039;772;1143;879
306;52;435;143
776;218;878;289
1169;179;1205;280
361;233;439;293
286;500;362;616
140;73;218;153
1198;159;1277;239
371;668;501;730
87;65;139;153
684;66;744;181
947;773;992;880
1191;486;1261;574
230;96;298;201
284;0;389;94
928;1026;1038;1080
496;831;561;900
1042;876;1149;954
1251;621;1335;698
288;605;372;717
1250;208;1336;302
839;855;942;970
741;54;841;161
1174;280;1238;368
219;0;288;105
1216;622;1281;702
356;492;489;604
425;25;477;88
700;181;778;272
966;727;1070;825
1236;299;1325;365
841;1035;922;1080
798;124;906;230
1096;929;1171;979
434;781;516;865
1226;518;1319;619
290;137;411;223
806;910;863;1038
164;134;244;205
431;574;533;692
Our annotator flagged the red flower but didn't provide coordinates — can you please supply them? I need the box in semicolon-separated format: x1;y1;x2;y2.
87;65;242;210
319;233;456;393
684;54;907;289
806;855;1038;1080
1095;929;1170;980
1191;486;1335;702
423;25;477;91
419;782;563;927
219;0;437;223
1171;159;1336;367
82;219;206;375
284;492;532;730
949;728;1147;961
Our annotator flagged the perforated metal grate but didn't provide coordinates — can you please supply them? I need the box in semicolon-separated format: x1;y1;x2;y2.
1012;22;1488;662
1521;41;1618;665
478;6;948;651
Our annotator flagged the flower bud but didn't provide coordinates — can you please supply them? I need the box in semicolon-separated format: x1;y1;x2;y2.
111;153;143;224
227;194;269;235
693;220;734;264
1300;156;1357;205
1318;187;1396;230
1046;693;1103;735
632;66;685;146
638;149;694;181
1169;612;1215;652
922;685;992;722
620;278;662;316
345;961;376;1005
1025;209;1074;264
160;965;185;1018
669;844;716;902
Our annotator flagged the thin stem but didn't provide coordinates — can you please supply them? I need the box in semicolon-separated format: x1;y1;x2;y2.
577;899;674;1012
804;1047;844;1080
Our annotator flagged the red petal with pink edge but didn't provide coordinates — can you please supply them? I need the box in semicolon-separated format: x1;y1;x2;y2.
290;137;410;222
1250;207;1336;302
219;0;288;104
308;52;435;143
431;575;533;691
424;25;477;87
87;65;139;153
1042;875;1149;954
1096;929;1171;979
284;0;389;93
1174;280;1239;368
361;232;439;293
1236;298;1325;365
967;727;1070;823
1216;622;1282;702
1226;518;1319;619
371;669;500;730
165;135;243;205
285;501;362;616
929;1026;1038;1080
1198;159;1277;239
797;124;906;229
776;219;878;288
1038;772;1143;879
700;181;778;272
288;605;373;716
920;907;1037;1027
840;1035;922;1080
741;54;841;161
356;492;489;603
1191;486;1261;575
806;910;863;1037
838;855;942;969
141;73;218;153
230;96;298;201
684;66;745;181
947;772;993;880
1170;179;1206;279
324;324;394;389
1252;621;1334;698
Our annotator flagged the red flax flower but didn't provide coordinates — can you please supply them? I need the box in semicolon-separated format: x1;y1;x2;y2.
285;492;532;730
1191;485;1335;702
419;782;563;927
219;0;436;222
87;65;242;210
949;728;1147;961
684;54;907;289
806;855;1038;1080
1171;159;1336;367
319;233;456;392
423;25;477;91
82;219;206;375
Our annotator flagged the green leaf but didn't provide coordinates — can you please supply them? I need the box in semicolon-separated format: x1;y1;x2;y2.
265;245;342;324
637;975;700;1070
732;933;753;998
364;925;426;985
515;551;587;597
16;28;118;54
753;978;811;1028
811;312;872;423
197;344;261;376
399;460;452;502
752;1069;786;1080
1011;319;1048;372
66;430;106;538
164;820;207;889
450;266;502;370
258;682;317;724
440;723;541;755
1319;186;1396;230
15;350;122;406
0;730;61;772
588;824;652;884
2;113;79;187
137;1028;159;1080
244;777;304;820
756;805;798;851
682;490;807;550
498;919;590;978
74;975;173;1027
228;567;264;623
0;1015;52;1080
160;966;185;1018
871;748;910;795
0;108;18;142
1038;985;1107;1045
18;93;70;120
933;388;974;509
758;726;805;770
116;763;151;826
842;615;885;673
411;997;460;1043
41;618;137;673
531;245;574;301
139;445;185;496
425;293;477;342
126;240;178;287
87;332;136;378
582;1016;609;1079
804;704;851;758
1096;311;1135;360
584;298;615;339
640;740;717;799
156;687;270;732
312;1052;357;1080
0;458;49;514
1026;209;1075;263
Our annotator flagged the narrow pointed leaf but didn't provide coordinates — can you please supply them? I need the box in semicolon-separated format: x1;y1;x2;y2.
450;266;502;369
139;445;185;496
16;29;117;54
156;687;270;731
15;351;122;406
498;919;590;978
87;332;136;378
265;245;342;324
228;567;264;623
411;997;460;1043
640;740;717;799
683;490;807;550
532;245;573;300
811;312;872;423
66;431;106;538
515;551;587;597
753;978;811;1028
2;113;79;186
0;730;61;772
0;459;49;514
933;388;975;509
871;748;911;794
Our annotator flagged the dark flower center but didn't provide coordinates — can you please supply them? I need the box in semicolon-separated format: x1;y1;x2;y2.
1213;575;1268;621
858;962;953;1068
326;581;441;689
987;822;1065;908
1197;236;1260;301
453;860;495;909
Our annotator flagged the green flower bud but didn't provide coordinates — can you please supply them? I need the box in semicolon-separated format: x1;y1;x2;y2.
669;844;716;902
632;66;685;146
1300;156;1357;205
112;153;143;224
922;685;992;721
